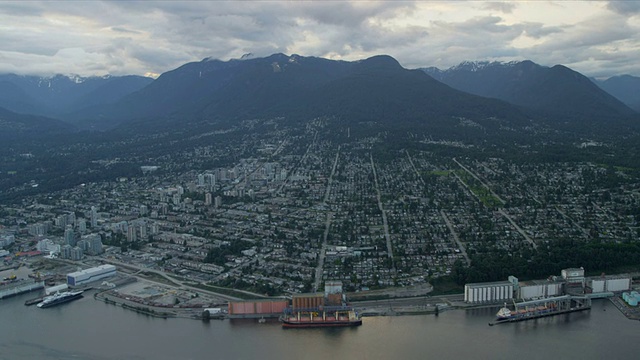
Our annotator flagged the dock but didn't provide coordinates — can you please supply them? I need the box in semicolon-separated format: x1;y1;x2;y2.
24;296;45;306
0;280;45;299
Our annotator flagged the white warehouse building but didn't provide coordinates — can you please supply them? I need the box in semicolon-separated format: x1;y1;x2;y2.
67;264;116;286
464;281;514;304
517;280;564;300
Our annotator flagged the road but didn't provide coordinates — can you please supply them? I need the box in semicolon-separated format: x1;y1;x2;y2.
314;146;341;291
370;153;394;262
352;293;465;308
100;258;247;301
440;210;471;266
314;211;333;292
453;157;537;250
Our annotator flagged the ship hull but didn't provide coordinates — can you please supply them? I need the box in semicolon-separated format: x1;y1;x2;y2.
281;318;362;328
37;292;83;308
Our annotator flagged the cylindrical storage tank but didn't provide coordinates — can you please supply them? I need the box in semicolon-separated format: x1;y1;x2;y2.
629;297;638;307
623;292;629;301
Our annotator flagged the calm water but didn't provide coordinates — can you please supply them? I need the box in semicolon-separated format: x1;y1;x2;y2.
0;293;638;360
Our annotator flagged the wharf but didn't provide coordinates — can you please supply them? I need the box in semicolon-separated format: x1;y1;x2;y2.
609;296;640;321
0;280;45;299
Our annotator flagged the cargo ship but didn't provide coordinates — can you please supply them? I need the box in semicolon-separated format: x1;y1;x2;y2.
490;295;591;325
37;291;84;308
496;304;555;320
280;307;362;328
280;281;362;328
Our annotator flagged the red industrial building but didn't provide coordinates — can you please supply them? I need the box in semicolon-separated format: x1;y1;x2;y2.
227;299;289;318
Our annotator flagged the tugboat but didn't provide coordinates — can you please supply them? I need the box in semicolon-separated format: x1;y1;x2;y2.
37;291;84;308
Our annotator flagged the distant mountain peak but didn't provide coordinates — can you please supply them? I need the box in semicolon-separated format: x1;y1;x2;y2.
448;60;535;73
357;55;402;70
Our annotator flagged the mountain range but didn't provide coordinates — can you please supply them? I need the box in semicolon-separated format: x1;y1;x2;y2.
421;61;637;120
0;54;638;138
0;74;153;119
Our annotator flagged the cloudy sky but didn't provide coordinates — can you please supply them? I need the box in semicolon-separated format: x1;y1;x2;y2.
1;1;639;78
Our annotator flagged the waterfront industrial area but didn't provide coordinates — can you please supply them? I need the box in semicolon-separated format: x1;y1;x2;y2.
2;120;640;325
2;255;639;327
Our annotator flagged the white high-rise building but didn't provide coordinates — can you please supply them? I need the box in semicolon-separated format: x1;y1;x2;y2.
205;173;216;187
64;225;75;246
127;226;137;242
78;219;87;233
90;206;98;228
139;223;147;240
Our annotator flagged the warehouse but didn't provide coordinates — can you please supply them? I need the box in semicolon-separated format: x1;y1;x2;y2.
67;264;116;286
605;276;631;292
227;299;289;318
464;281;514;304
588;275;631;293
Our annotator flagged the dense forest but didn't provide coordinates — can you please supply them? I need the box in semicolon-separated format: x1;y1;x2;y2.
451;240;640;285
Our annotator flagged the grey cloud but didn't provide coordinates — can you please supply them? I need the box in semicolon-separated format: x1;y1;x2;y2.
111;27;141;34
607;1;640;14
0;2;45;16
0;1;639;79
481;2;517;14
522;23;564;39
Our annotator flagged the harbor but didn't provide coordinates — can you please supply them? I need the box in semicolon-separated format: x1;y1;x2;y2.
0;290;638;360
